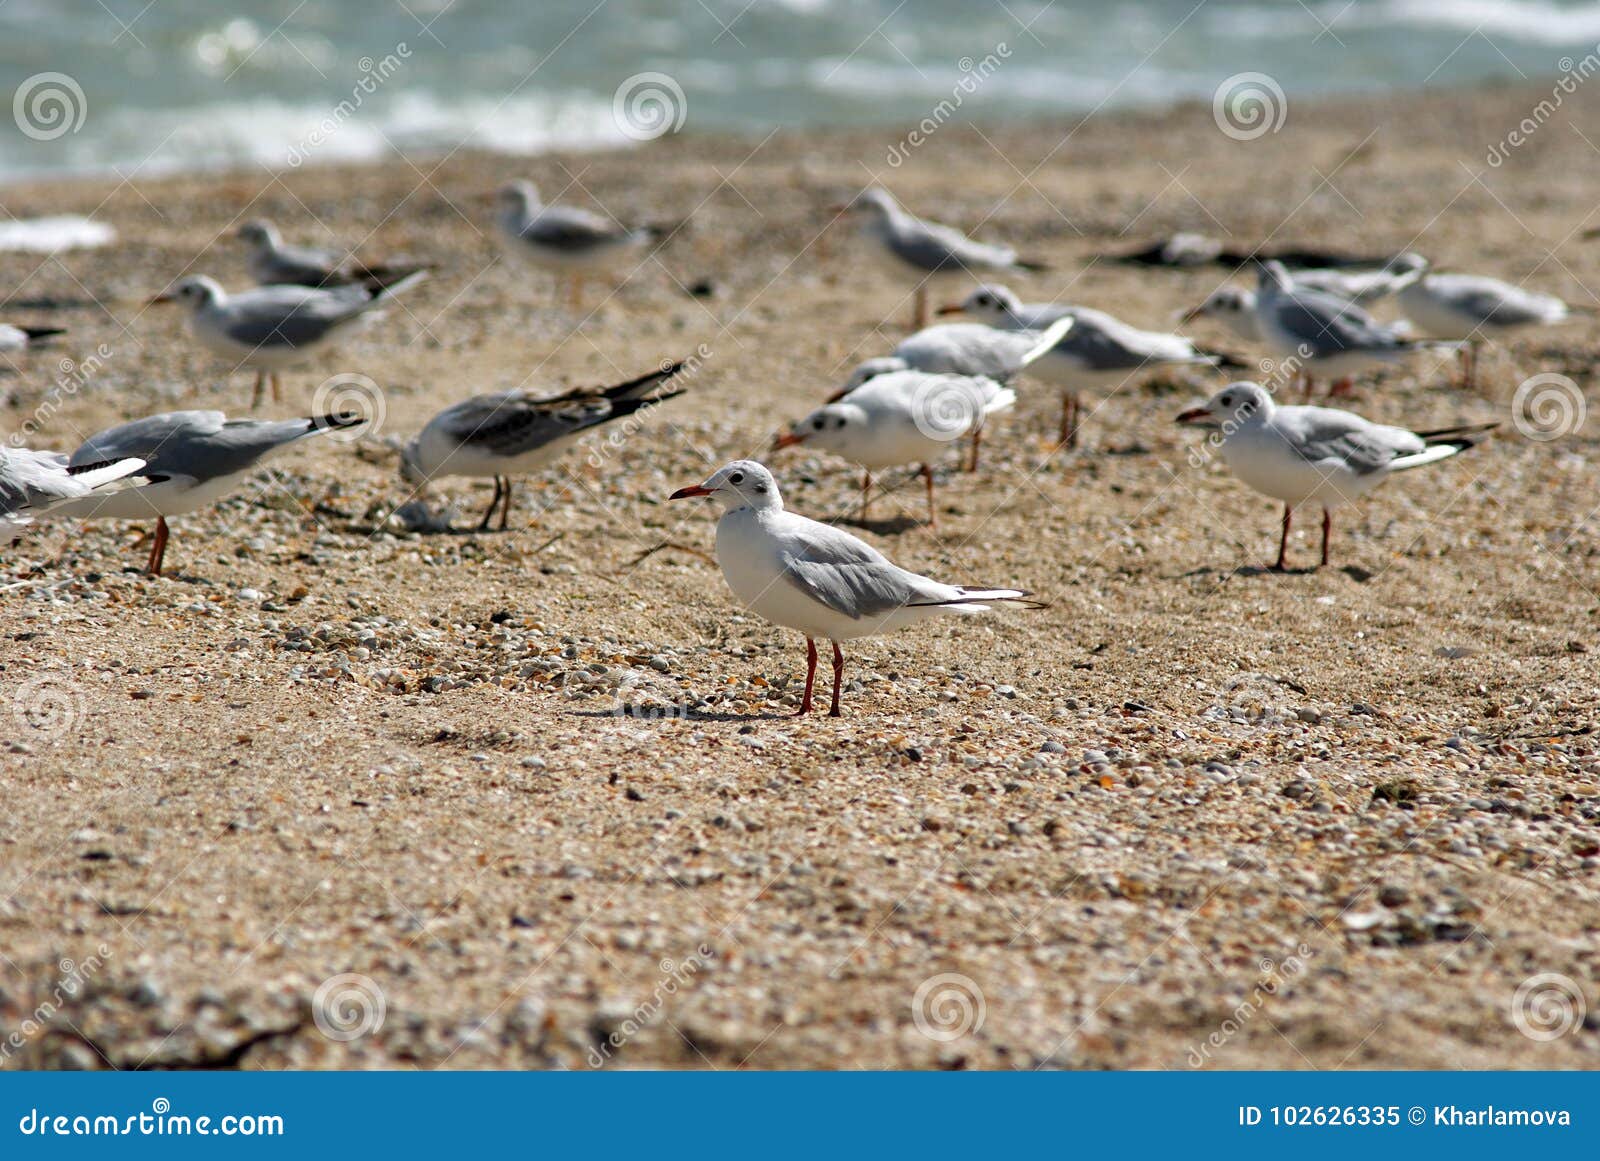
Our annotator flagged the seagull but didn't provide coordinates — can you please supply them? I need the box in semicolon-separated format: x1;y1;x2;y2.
944;284;1243;447
668;460;1039;716
1;447;146;543
149;273;427;409
400;360;688;531
1252;261;1454;395
1176;381;1495;570
49;410;365;575
1397;268;1583;389
1178;286;1265;343
835;316;1074;400
775;370;1013;525
237;219;425;291
835;188;1046;330
495;180;661;310
1176;259;1425;343
0;323;66;352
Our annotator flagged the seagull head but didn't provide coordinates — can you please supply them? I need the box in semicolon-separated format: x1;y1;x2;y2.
835;187;897;220
1254;259;1294;294
237;219;280;250
669;460;782;511
1176;382;1274;431
496;180;540;217
1178;285;1254;324
398;438;428;487
839;356;907;396
147;275;225;310
772;403;862;456
940;284;1019;321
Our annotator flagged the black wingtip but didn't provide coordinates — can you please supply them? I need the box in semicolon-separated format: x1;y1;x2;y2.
65;457;136;478
19;325;66;341
1417;421;1500;447
603;359;694;401
1202;349;1253;370
309;412;369;431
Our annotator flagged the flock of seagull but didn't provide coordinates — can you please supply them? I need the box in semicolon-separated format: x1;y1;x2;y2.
0;180;1584;714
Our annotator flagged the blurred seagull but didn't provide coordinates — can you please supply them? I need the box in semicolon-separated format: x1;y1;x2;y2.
1176;381;1495;570
237;219;426;291
495;180;662;310
1397;267;1583;389
149;273;427;409
401;360;688;531
668;460;1039;716
50;410;365;576
775;370;1012;525
835;188;1046;330
835;315;1074;400
945;284;1243;447
1;447;146;543
0;323;66;352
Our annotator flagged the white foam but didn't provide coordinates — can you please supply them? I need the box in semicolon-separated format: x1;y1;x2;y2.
0;216;116;252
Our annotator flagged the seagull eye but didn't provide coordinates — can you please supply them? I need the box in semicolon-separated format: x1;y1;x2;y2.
729;472;744;485
834;417;846;429
812;418;824;430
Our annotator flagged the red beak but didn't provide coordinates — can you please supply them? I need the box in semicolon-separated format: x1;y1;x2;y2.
934;303;963;316
772;431;806;450
1177;305;1203;323
146;292;175;305
1175;407;1211;424
668;484;713;500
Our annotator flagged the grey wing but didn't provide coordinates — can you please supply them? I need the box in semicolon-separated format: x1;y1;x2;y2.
899;326;1033;379
222;287;372;347
71;411;227;471
891;218;1015;273
439;389;614;456
1445;282;1561;326
1274;290;1396;352
1058;313;1156;369
1289;409;1422;474
266;244;344;285
777;526;919;619
523;207;630;252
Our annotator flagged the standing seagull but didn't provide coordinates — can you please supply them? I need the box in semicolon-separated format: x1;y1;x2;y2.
668;460;1038;716
400;361;688;531
50;411;364;576
1176;382;1494;570
946;284;1241;447
1397;268;1581;389
237;219;425;290
1;447;146;543
1253;261;1452;395
495;180;660;310
149;273;427;409
775;371;1012;525
836;188;1046;330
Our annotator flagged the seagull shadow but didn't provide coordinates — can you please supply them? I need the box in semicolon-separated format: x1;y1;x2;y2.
568;707;791;723
833;514;923;535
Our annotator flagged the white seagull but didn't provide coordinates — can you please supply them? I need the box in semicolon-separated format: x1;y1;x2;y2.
238;219;425;290
1176;381;1495;570
835;188;1046;330
668;460;1039;716
836;315;1074;399
495;180;661;310
50;410;365;575
401;361;688;531
775;370;1013;525
1397;268;1583;389
150;272;428;409
945;284;1241;447
1;447;146;543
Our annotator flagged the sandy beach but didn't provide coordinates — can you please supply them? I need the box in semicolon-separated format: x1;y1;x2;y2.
1;80;1598;1069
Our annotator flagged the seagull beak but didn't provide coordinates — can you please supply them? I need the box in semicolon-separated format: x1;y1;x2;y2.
1175;407;1212;425
668;484;714;500
772;431;806;450
146;291;175;305
934;303;964;316
1176;305;1203;323
826;203;850;214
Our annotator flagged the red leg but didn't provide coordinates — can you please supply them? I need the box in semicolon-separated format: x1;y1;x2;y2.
271;373;282;404
1274;505;1292;572
912;285;928;330
921;463;936;527
796;637;818;716
1058;392;1079;448
145;516;170;577
1320;508;1332;568
1328;378;1354;398
250;372;266;410
859;470;872;522
829;641;845;717
967;424;981;472
498;478;514;530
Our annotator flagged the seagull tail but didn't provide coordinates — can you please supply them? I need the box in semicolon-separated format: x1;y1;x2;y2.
357;264;431;294
368;269;430;303
307;413;370;435
910;587;1048;610
1019;315;1074;366
65;456;147;490
1390;424;1498;472
603;359;691;402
